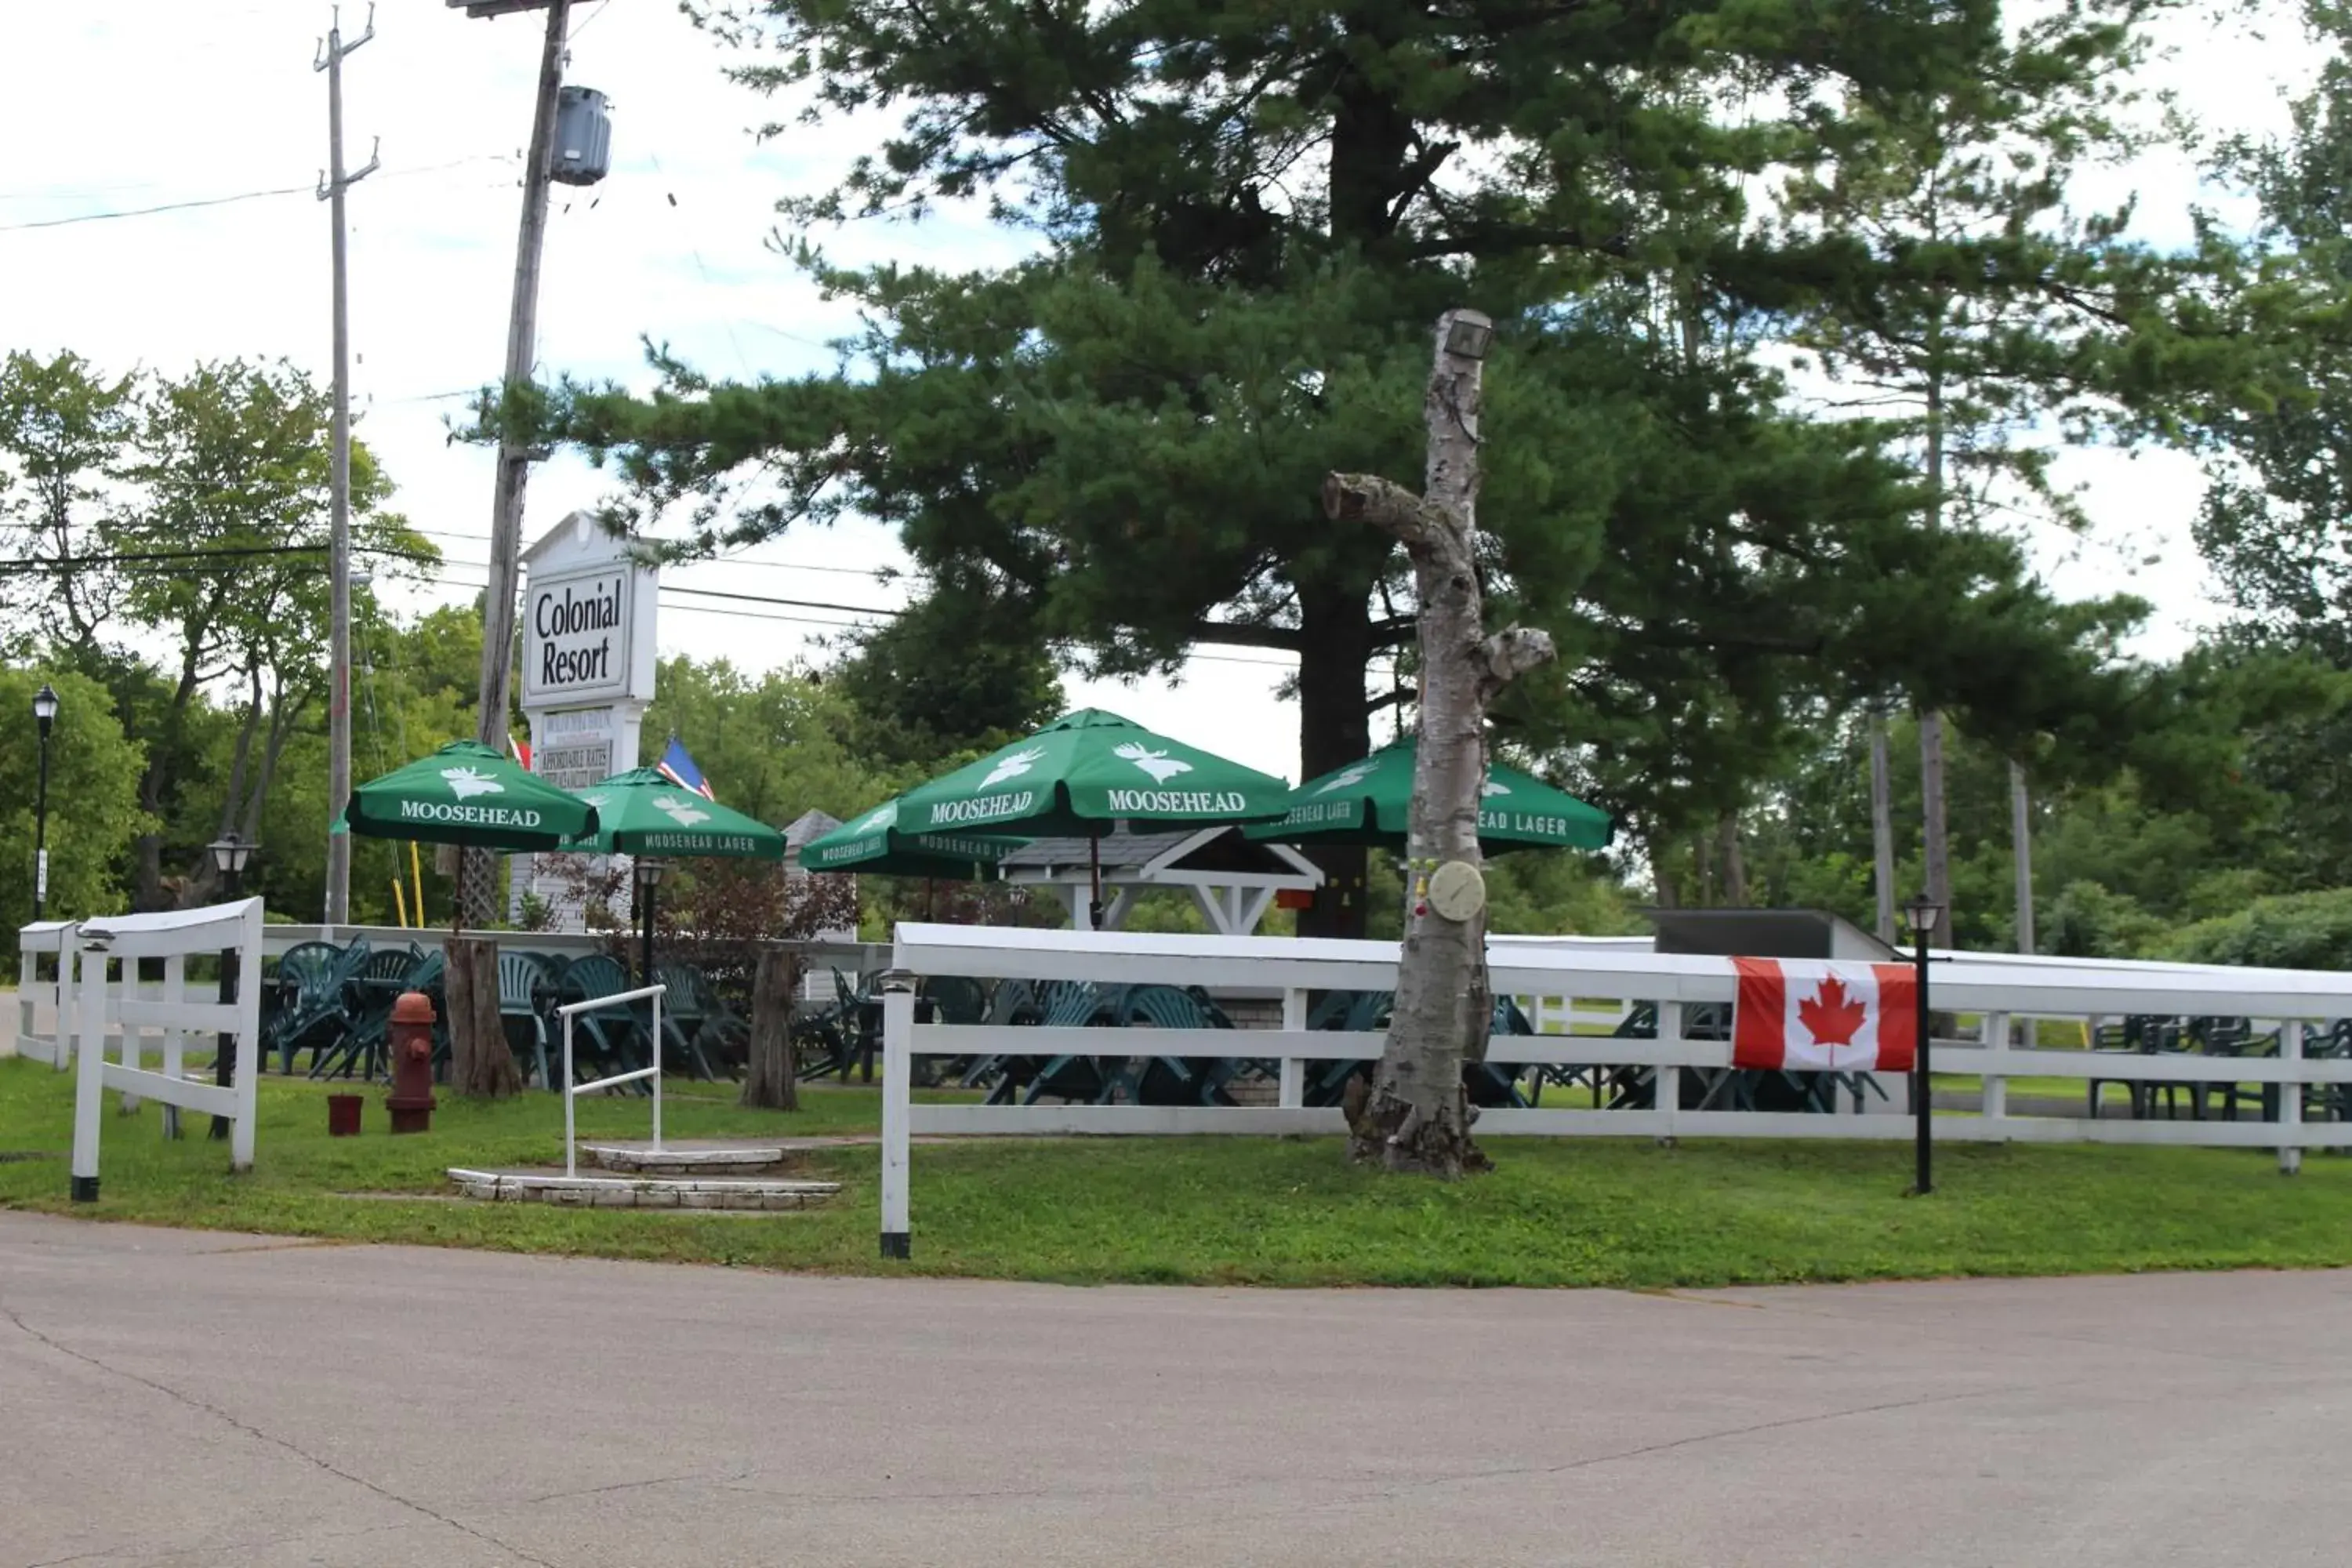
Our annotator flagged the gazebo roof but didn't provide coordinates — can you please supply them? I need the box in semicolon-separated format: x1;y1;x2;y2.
782;810;842;850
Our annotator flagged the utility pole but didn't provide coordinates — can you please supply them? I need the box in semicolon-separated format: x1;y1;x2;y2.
459;0;571;926
317;5;378;930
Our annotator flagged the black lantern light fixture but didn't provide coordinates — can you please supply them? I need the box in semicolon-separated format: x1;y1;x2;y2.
633;855;669;987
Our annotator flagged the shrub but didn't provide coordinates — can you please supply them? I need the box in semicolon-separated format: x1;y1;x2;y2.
2162;888;2352;971
2042;880;2165;960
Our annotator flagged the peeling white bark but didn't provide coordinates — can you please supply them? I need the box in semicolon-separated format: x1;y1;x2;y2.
1323;308;1556;1177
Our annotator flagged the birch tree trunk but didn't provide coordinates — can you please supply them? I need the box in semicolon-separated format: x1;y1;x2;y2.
1323;308;1555;1178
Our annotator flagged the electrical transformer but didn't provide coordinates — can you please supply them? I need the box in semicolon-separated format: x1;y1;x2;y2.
553;85;612;187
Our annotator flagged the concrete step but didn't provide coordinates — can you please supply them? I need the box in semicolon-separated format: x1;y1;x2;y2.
448;1167;840;1211
580;1142;790;1176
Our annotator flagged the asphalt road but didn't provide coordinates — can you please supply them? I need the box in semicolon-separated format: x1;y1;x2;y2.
3;1212;2344;1567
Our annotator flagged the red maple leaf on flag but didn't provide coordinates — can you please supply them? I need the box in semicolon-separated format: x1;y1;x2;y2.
1798;976;1868;1048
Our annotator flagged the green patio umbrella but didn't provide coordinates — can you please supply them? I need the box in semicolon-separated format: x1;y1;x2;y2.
1245;739;1613;853
801;796;1025;880
568;768;786;983
568;769;786;860
342;739;598;850
894;709;1292;926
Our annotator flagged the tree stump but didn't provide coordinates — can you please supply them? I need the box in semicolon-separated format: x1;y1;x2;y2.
739;942;801;1112
445;935;521;1098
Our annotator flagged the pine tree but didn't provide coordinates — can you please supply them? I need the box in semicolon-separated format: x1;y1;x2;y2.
543;0;2178;945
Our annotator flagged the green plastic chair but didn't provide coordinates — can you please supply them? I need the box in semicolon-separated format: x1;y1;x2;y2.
555;954;651;1091
498;950;557;1087
267;940;364;1075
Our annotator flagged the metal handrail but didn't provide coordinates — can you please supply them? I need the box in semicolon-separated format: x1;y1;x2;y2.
560;982;666;1178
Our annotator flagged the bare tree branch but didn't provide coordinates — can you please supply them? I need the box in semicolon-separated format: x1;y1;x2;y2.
1323;470;1446;544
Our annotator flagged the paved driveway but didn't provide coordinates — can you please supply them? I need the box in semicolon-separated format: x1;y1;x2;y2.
2;1211;2343;1566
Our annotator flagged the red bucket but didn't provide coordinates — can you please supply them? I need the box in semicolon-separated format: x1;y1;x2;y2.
326;1094;362;1138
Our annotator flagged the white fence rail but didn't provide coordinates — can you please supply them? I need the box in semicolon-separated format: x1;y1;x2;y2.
877;923;2352;1258
69;899;265;1196
559;982;666;1178
14;920;78;1067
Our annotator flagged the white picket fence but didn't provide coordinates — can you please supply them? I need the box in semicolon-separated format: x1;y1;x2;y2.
876;923;2352;1256
67;900;266;1195
13;920;78;1067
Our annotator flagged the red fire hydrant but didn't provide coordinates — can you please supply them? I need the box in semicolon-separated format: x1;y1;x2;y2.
386;991;438;1134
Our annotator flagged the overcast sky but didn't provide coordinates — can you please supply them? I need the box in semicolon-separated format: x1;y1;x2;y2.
0;1;2310;793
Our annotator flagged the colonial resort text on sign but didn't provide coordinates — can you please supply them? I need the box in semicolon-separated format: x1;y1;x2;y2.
525;571;630;703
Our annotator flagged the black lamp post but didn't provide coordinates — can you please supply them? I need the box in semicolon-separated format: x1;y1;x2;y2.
31;683;58;923
633;856;668;988
207;833;253;1141
1901;893;1943;1196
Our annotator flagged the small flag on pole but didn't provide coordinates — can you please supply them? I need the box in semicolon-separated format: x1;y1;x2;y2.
656;735;717;800
1731;958;1918;1073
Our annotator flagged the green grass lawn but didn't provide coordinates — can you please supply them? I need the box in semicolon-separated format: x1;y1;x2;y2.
5;1055;2350;1288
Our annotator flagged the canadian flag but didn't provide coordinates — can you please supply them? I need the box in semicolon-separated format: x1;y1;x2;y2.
1731;958;1918;1073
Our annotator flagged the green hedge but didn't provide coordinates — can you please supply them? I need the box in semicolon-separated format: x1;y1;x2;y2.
2162;888;2352;971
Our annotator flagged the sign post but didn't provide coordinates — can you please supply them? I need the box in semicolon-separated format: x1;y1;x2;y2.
514;513;659;926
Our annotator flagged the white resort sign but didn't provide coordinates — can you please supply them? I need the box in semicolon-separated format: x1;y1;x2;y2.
524;567;637;704
514;512;662;928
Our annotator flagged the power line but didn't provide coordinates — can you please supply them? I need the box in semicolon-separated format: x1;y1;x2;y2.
3;540;1311;668
400;525;891;578
0;183;314;232
0;156;515;235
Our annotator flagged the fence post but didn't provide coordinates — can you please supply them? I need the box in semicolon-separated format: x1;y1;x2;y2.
651;988;664;1154
15;938;31;1061
69;943;107;1202
1655;1001;1682;1144
229;904;262;1174
1279;988;1306;1109
159;953;186;1140
2279;1020;2305;1177
1980;1010;2009;1128
118;957;144;1113
563;1011;578;1179
880;969;915;1260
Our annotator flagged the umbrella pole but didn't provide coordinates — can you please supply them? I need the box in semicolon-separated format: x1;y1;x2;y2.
1089;835;1102;932
640;876;657;988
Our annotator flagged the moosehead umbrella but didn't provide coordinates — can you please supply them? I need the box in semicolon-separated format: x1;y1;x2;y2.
1246;739;1613;853
342;740;598;851
800;796;1025;880
569;768;785;982
569;769;785;860
893;709;1291;926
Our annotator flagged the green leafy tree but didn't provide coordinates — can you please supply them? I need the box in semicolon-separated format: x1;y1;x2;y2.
1774;5;2194;942
828;577;1063;770
2196;2;2352;655
641;655;902;825
105;360;425;908
0;666;151;923
0;350;136;656
537;0;2178;942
